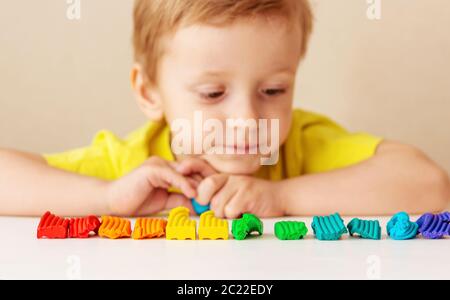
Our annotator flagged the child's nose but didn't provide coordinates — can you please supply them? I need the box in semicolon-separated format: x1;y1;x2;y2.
227;99;259;121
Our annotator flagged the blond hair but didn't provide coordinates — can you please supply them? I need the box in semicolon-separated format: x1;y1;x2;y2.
133;0;313;83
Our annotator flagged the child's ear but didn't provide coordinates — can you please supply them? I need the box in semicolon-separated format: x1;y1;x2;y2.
131;64;164;121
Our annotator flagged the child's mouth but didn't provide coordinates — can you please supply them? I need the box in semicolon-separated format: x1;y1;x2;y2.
223;144;259;154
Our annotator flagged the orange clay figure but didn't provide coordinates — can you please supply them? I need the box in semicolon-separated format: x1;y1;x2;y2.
132;218;167;240
98;216;132;239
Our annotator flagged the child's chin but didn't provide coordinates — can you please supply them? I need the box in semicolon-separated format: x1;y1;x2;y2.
206;155;262;175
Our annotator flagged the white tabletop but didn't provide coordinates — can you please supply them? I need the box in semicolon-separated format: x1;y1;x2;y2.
0;215;448;280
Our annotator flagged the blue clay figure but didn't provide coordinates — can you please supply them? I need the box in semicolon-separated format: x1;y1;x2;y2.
386;212;418;240
191;198;210;215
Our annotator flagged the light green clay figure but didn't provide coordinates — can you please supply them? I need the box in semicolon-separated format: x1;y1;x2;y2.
232;214;263;240
274;221;308;240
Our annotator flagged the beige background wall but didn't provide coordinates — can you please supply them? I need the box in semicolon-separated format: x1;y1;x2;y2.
1;0;449;173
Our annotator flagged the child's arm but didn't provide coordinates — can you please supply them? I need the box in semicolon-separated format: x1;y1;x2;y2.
194;141;449;218
279;141;449;216
0;149;198;216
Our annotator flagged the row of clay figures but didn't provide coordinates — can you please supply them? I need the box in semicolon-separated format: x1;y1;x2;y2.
37;209;449;241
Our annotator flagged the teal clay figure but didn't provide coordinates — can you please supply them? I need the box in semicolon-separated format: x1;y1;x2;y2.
274;221;308;240
347;218;381;240
311;213;348;241
232;214;263;240
386;212;418;240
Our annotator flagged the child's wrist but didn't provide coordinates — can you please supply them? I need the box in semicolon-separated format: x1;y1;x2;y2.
273;179;293;216
269;180;287;215
102;180;118;215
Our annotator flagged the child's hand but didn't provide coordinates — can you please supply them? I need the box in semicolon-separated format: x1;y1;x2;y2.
106;156;200;216
173;157;219;184
195;174;285;219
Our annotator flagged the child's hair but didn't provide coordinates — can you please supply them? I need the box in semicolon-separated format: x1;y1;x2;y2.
133;0;313;84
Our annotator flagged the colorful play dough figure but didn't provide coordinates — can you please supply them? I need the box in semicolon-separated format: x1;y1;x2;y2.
132;218;167;240
347;218;381;240
198;211;229;240
37;211;69;239
386;212;418;240
166;206;197;240
232;214;263;240
441;211;450;221
38;212;101;239
191;198;210;215
167;185;209;214
98;216;132;239
274;221;308;240
416;212;450;239
69;216;101;238
311;213;348;241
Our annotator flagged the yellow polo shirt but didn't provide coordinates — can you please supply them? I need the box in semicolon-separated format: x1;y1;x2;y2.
43;109;383;181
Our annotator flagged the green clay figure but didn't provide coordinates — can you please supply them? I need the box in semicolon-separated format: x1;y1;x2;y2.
274;221;308;240
232;213;263;240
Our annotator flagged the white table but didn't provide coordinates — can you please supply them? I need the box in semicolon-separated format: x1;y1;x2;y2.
0;215;448;280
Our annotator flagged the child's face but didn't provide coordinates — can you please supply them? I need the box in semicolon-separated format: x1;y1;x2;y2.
153;17;302;175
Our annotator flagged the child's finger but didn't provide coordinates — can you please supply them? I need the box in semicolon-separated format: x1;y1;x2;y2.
196;174;228;206
210;184;237;218
176;158;217;178
223;192;247;219
167;161;180;170
153;167;197;199
165;193;194;213
190;174;203;184
187;177;200;189
134;188;168;216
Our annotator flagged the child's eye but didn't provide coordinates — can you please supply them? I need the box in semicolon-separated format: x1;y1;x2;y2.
262;88;286;96
200;91;225;100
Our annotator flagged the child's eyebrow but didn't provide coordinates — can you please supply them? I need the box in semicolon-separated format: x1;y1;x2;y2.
269;66;297;76
187;70;231;84
186;66;296;86
196;68;295;78
198;70;230;78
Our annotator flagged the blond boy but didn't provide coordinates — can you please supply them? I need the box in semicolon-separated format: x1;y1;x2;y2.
0;0;448;217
